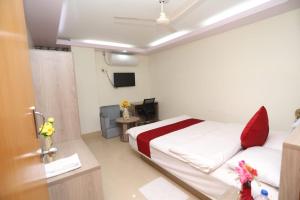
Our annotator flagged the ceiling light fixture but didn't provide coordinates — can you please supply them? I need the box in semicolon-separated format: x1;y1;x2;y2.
149;30;189;47
202;0;273;27
80;39;134;48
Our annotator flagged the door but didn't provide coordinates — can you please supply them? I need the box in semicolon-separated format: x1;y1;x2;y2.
0;0;49;199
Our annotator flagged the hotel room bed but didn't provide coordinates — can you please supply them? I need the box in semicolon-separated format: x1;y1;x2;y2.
127;115;286;200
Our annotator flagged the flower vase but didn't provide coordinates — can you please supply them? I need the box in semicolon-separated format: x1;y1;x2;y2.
44;136;53;149
123;108;130;120
240;181;254;200
42;136;54;163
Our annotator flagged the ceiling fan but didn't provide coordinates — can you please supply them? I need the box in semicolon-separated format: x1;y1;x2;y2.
114;0;204;32
156;0;171;25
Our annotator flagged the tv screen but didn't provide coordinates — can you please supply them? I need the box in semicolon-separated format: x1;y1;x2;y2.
113;73;135;88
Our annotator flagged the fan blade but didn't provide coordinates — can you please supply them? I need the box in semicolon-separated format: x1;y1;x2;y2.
114;17;157;28
114;16;156;26
170;0;205;22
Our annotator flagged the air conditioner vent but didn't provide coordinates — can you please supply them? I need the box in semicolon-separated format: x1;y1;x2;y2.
105;52;139;66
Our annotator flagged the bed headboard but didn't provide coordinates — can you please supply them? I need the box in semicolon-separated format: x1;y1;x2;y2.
279;110;300;200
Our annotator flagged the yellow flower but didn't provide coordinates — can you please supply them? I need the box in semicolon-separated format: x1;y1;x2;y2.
47;117;55;123
39;119;55;137
46;127;54;136
120;100;131;109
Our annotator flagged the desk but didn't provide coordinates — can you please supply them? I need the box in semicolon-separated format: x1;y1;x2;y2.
47;139;103;200
131;101;159;123
116;116;140;142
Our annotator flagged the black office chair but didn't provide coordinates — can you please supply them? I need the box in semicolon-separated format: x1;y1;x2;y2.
137;98;156;124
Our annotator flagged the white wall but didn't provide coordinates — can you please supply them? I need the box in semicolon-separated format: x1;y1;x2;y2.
148;9;300;131
72;47;151;134
94;51;151;107
72;47;100;134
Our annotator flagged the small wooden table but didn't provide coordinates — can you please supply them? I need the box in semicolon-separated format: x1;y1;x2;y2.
116;116;140;142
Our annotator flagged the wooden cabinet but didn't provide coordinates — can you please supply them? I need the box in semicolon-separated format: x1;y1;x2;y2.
279;126;300;200
47;140;103;200
30;50;103;200
30;50;81;144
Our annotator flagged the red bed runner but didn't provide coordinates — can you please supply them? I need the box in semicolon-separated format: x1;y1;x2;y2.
137;118;204;158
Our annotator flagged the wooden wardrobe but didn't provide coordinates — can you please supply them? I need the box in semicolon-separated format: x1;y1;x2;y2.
30;50;81;143
30;49;104;200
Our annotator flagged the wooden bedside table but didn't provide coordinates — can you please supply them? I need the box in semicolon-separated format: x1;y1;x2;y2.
116;116;140;142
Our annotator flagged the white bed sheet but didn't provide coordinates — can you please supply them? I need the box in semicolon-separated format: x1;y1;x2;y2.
211;163;279;199
169;123;244;173
129;134;231;200
127;115;240;199
127;115;278;200
129;134;278;200
127;115;244;173
127;115;191;140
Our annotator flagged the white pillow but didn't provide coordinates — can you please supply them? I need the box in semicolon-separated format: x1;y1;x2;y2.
227;147;281;188
263;131;289;151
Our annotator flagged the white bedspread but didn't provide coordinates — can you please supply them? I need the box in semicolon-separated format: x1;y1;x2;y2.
128;115;280;199
127;115;244;173
169;123;244;173
127;115;191;140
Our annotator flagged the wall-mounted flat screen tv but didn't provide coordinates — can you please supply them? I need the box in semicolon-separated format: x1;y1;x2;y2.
113;73;135;88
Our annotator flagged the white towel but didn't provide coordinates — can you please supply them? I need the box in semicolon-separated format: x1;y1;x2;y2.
45;153;81;178
169;123;243;173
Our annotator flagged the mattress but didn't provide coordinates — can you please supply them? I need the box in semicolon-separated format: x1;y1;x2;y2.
128;115;280;199
128;115;244;199
128;115;245;173
129;134;231;200
130;134;279;199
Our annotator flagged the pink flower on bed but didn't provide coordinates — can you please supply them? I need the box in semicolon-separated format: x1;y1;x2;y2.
235;160;257;184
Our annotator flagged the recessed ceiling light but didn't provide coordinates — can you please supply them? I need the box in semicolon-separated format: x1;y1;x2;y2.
122;50;128;53
80;39;134;48
202;0;274;27
149;31;189;47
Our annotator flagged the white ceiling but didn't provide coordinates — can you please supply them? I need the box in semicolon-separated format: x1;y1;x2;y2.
24;0;300;53
58;0;245;47
24;0;63;47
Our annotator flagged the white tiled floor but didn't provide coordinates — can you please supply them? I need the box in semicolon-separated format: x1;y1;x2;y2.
82;133;200;200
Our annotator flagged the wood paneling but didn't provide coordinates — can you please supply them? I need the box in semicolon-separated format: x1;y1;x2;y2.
47;140;101;185
49;170;103;200
30;50;81;143
29;47;103;200
47;139;103;200
279;126;300;200
0;0;49;199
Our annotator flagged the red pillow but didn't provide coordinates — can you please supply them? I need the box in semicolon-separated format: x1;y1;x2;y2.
241;106;269;149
